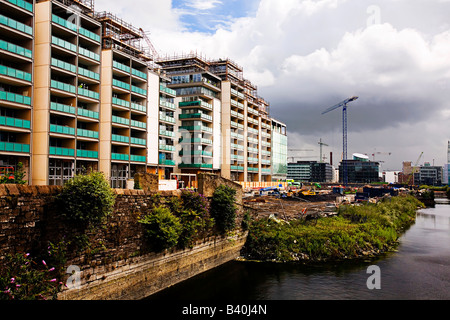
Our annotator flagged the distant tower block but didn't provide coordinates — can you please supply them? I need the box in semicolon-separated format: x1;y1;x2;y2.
447;141;450;163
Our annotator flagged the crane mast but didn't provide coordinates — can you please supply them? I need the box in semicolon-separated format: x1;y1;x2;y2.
321;96;358;185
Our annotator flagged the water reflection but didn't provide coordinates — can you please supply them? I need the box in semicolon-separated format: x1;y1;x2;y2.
148;202;450;300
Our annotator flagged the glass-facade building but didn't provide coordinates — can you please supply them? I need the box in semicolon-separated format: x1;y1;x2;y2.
271;118;287;181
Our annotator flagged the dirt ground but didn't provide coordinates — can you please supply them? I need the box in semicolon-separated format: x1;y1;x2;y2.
243;193;340;221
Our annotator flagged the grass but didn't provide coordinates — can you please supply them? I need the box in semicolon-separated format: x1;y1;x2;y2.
243;195;424;263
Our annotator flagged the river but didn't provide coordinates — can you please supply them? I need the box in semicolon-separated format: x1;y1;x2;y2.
148;199;450;300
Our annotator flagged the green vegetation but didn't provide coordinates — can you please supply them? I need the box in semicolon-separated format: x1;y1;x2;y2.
0;162;27;184
139;205;182;251
139;190;214;251
244;195;424;263
56;171;116;227
0;252;62;300
210;185;238;234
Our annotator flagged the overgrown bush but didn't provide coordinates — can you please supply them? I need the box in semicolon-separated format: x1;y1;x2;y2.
56;172;115;226
0;253;62;300
138;206;182;251
210;185;237;233
0;162;27;184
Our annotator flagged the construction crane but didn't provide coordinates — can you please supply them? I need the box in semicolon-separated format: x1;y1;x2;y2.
318;139;328;163
321;96;359;185
407;152;424;186
139;28;159;60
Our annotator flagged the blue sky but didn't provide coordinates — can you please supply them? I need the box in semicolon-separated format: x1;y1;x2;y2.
172;0;259;32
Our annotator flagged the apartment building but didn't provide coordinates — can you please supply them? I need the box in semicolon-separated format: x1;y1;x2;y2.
0;0;34;182
32;0;101;185
95;11;151;188
157;54;222;177
146;70;177;180
0;0;285;187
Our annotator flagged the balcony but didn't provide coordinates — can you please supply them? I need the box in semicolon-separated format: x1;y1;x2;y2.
159;85;176;96
79;27;101;43
159;159;176;166
51;80;76;94
111;153;129;161
77;108;99;120
113;78;130;91
111;134;129;144
112;115;130;126
131;85;147;96
178;163;213;169
0;141;30;153
112;96;130;108
130;119;146;129
78;87;99;100
49;146;75;157
159;144;176;152
231;165;244;171
131;68;147;80
77;149;98;159
0;39;32;59
51;58;76;74
0;65;32;82
52;14;77;33
77;128;99;139
179;113;212;122
78;67;100;81
0;115;31;129
159;100;175;111
179;125;212;133
50;102;75;115
0;91;31;106
159;129;175;138
131;137;146;146
51;36;76;53
179;100;212;111
160;113;176;124
0;14;32;36
6;0;33;12
180;138;212;145
78;47;100;61
50;124;75;136
131;102;146;113
113;61;130;74
130;155;146;163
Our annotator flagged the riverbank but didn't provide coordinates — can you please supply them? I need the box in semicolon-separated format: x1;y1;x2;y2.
241;195;425;263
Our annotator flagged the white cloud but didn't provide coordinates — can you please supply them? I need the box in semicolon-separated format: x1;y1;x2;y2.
185;0;222;10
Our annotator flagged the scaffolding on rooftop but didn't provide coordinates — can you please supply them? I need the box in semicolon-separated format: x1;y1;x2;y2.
94;11;154;65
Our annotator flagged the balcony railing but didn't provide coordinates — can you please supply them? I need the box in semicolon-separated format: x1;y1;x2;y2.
77;149;98;158
111;134;129;143
0;115;31;129
77;128;98;139
0;14;32;35
51;80;76;94
130;155;146;163
0;91;31;105
0;142;30;153
0;39;32;58
111;153;129;161
50;102;76;115
50;124;75;136
77;108;99;119
112;96;130;108
0;65;32;82
49;147;75;157
7;0;33;12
